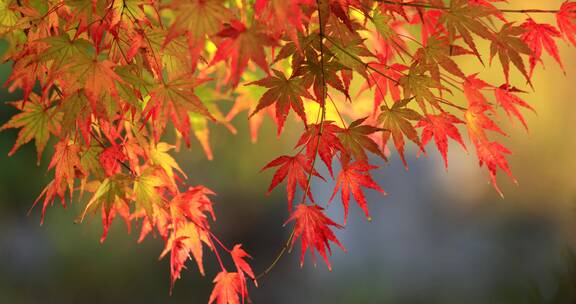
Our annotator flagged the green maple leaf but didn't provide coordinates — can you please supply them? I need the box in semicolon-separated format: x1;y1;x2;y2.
81;176;130;221
1;93;61;164
40;34;93;68
133;168;163;219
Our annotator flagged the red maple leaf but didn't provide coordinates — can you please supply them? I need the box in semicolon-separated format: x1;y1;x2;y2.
249;69;313;134
463;74;492;107
474;140;516;196
295;121;344;177
364;61;406;114
209;271;247;304
465;104;515;195
211;20;277;87
521;18;564;76
329;159;386;223
98;145;127;176
416;113;467;169
557;1;576;47
261;154;324;210
285;204;346;271
494;85;535;130
231;244;255;281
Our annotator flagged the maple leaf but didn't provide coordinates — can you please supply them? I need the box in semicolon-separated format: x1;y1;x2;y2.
465;103;506;137
521;18;564;76
413;36;466;83
149;142;185;183
58;92;92;142
294;49;350;102
363;61;406;114
261;154;324;210
65;54;124;107
211;20;277;87
40;34;93;69
328;37;373;78
158;186;217;290
494;85;534;130
79;176;131;243
339;117;385;161
295;121;344;177
167;0;233;43
371;11;409;62
99;145;127;177
398;65;444;111
254;0;307;43
474;140;516;196
416;113;467;169
490;23;532;83
0;0;19;34
161;221;212;290
557;1;576;47
440;0;495;61
465;104;515;195
377;97;423;168
145;77;213;143
209;271;247;304
463;74;492;107
231;244;255;281
329;159;386;223
33;139;85;223
411;9;446;45
249;69;313;134
133;168;164;219
0;94;61;164
285;204;346;271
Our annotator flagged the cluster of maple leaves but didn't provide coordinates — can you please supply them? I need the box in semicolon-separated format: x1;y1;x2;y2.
1;0;575;302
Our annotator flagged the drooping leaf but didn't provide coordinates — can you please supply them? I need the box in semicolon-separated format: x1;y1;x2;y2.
521;18;564;76
249;69;313;134
0;94;61;163
329;159;386;223
416;113;467;169
378;97;423;168
285;204;346;271
490;23;532;83
230;244;255;281
295;121;344;177
211;20;277;87
557;1;576;47
339;117;385;161
209;271;247;304
261;154;324;210
441;0;495;61
494;85;534;130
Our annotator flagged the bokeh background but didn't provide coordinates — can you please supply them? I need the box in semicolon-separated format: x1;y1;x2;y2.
2;1;576;303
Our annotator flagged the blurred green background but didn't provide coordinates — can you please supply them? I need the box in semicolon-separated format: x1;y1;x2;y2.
2;1;576;303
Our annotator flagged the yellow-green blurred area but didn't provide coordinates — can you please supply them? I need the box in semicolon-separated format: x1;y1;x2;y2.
2;0;576;303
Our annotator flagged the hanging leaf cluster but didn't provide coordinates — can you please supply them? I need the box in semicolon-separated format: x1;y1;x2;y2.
1;0;575;302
